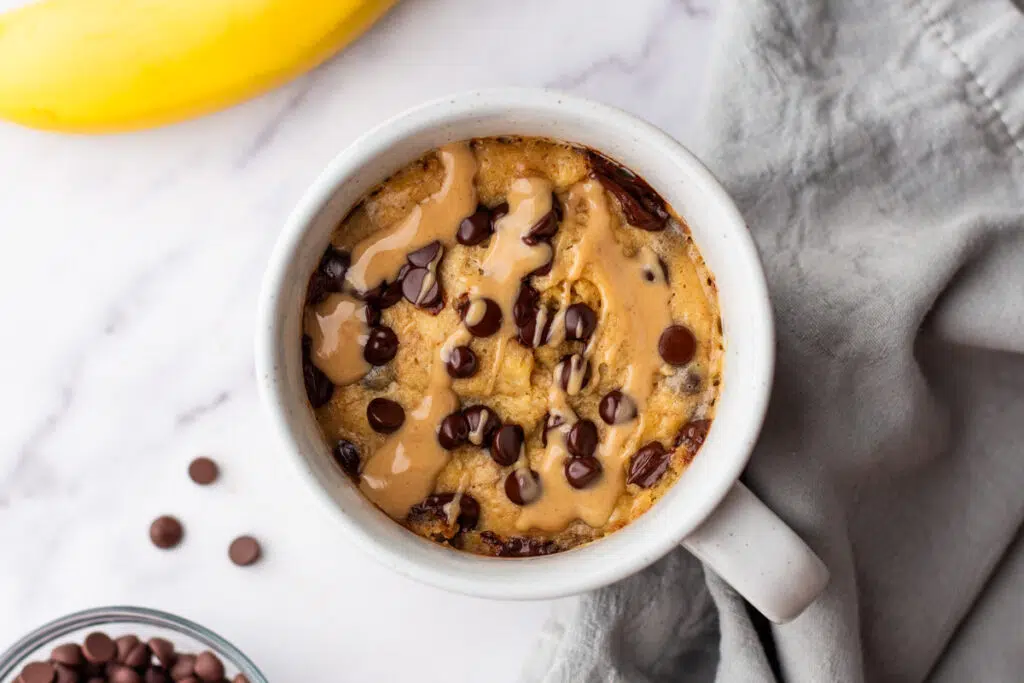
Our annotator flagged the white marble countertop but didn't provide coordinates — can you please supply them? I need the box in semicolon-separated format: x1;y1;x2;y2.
0;1;717;680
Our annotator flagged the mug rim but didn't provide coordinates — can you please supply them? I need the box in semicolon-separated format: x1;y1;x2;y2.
255;88;774;599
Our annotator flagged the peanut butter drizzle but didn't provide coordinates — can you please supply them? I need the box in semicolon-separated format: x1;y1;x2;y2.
345;143;479;292
516;180;673;532
303;293;371;386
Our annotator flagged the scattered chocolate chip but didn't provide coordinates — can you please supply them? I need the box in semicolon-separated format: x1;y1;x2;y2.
401;267;442;309
149;516;183;550
362;278;404;310
464;405;501;446
168;654;195;680
490;424;524;466
366;397;405;434
512;284;539;327
461;297;502;337
517;305;554;348
589;152;669;231
363;326;398;365
83;633;116;665
187;457;218;486
522;208;560;246
20;662;55;683
228;536;262;567
147;639;174;667
480;531;557;557
599;390;637;425
301;335;334;409
407;241;441;267
564;303;597;342
675;419;711;454
437;411;469;450
332;439;360;479
193;652;224;682
108;664;141;683
410;492;480;531
658;324;697;365
565;456;603;489
567;420;599;458
457;207;493;246
504;469;542;505
50;644;82;668
445;345;478;378
627;442;672;488
306;246;351;305
554;354;591;395
541;412;566;447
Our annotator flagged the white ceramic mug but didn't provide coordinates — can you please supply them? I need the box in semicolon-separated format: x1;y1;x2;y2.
256;89;828;623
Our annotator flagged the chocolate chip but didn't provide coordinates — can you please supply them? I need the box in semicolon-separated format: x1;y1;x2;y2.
541;412;566;447
52;663;78;683
599;390;637;425
149;516;183;550
491;201;510;220
187;457;218;486
147;639;174;667
362;279;404;310
464;405;501;446
108;665;141;683
564;303;597;342
589;152;669;231
566;420;599;458
20;662;55;683
410;492;480;531
401;267;442;309
366;397;405;434
504;469;542;505
50;644;82;668
658;324;696;365
457;207;493;246
445;345;478;378
627;442;672;488
232;676;250;683
193;652;224;682
490;424;524;466
512;284;539;327
517;305;554;348
168;654;195;680
529;255;554;278
363;325;398;365
407;241;441;267
480;531;558;557
83;633;116;665
675;419;711;454
124;643;150;669
301;335;334;408
565;456;603;489
461;297;502;337
114;636;139;664
332;439;360;479
145;668;170;683
554;354;591;395
228;536;262;567
306;246;350;305
522;207;560;246
437;411;469;449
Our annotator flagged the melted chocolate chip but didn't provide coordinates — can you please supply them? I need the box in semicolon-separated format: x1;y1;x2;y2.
565;455;603;489
461;297;502;337
504;468;541;505
364;326;398;365
522;207;560;246
658;324;697;365
491;201;510;220
479;531;558;557
410;492;481;531
517;305;554;348
589;152;670;231
362;278;404;310
302;335;334;408
490;424;524;466
513;284;540;327
446;345;478;378
437;411;470;450
407;241;442;267
675;419;711;454
599;390;637;425
464;405;502;446
401;267;442;309
333;439;360;479
306;246;351;305
529;255;554;277
366;397;405;434
555;354;592;395
457;207;493;246
541;412;566;447
567;419;599;458
564;303;597;342
627;442;672;488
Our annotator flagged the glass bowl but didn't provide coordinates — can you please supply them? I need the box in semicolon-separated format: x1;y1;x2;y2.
0;606;267;683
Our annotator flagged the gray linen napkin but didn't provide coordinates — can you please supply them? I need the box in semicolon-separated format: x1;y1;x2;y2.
524;0;1024;680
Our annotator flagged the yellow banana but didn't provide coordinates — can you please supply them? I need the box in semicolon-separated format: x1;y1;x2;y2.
0;0;397;132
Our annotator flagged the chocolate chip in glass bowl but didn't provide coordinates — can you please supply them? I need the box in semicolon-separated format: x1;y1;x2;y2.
460;297;502;337
332;439;361;479
599;390;637;425
149;516;184;550
437;411;469;450
83;633;116;665
504;469;542;505
627;442;672;488
108;663;142;683
463;405;501;446
50;644;82;668
564;302;597;342
363;326;398;365
658;324;697;366
566;420;599;458
445;345;478;378
366;397;405;434
147;638;174;667
490;424;524;466
565;455;603;489
19;661;55;683
554;354;591;395
194;651;225;682
301;335;334;408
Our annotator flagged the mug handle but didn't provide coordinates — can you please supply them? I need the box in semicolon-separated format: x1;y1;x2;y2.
681;482;829;623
